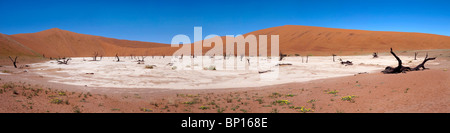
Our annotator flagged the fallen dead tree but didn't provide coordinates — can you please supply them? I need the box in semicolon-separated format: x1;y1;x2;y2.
56;57;71;64
382;48;436;74
338;58;353;66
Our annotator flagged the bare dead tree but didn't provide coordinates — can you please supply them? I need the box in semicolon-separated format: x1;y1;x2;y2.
373;52;378;58
57;57;71;64
332;54;337;62
92;52;99;61
279;52;287;61
115;53;120;62
382;48;436;74
414;52;418;60
8;56;18;68
306;55;309;63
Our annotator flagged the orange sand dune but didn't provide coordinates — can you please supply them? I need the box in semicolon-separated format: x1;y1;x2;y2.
1;25;450;58
243;25;450;55
8;28;177;58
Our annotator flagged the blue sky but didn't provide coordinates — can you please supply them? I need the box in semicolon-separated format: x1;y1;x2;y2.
0;0;448;44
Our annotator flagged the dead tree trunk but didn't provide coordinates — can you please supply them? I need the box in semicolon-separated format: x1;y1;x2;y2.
8;56;18;68
306;55;309;63
372;52;378;58
414;52;418;60
92;52;99;61
115;53;120;62
382;48;436;74
279;52;287;61
57;57;71;64
332;54;336;62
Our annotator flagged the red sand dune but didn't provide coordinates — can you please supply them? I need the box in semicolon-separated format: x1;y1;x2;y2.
1;25;449;58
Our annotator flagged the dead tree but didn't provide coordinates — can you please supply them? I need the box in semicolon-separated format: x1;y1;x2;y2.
411;52;436;71
338;58;353;65
382;48;436;74
57;57;71;64
279;52;287;61
372;52;378;58
414;52;418;60
115;53;120;62
8;56;18;68
306;55;309;63
332;54;337;62
92;52;99;61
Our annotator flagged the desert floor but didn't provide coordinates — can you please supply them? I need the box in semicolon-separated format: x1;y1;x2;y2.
0;49;448;113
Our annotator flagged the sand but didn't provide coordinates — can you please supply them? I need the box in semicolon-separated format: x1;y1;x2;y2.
0;49;448;113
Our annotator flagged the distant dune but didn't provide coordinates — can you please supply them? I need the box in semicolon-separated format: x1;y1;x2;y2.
244;25;450;55
1;25;449;59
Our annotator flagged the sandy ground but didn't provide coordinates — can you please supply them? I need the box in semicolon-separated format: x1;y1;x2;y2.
0;49;449;113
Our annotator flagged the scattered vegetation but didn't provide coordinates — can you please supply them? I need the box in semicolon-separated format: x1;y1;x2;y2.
270;108;279;113
341;95;357;103
307;99;316;103
404;88;410;93
199;105;209;110
255;99;264;104
325;90;339;95
2;70;12;73
50;98;64;104
285;94;296;97
273;100;291;105
290;106;313;113
217;107;225;113
73;106;81;113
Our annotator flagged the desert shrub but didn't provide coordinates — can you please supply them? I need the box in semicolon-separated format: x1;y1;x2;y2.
50;98;64;104
2;70;12;73
327;90;339;94
341;95;357;102
274;100;291;105
2;82;15;89
307;99;316;103
199;105;209;110
285;94;296;97
58;91;66;96
203;66;216;70
141;108;153;112
217;108;225;113
145;65;155;69
73;106;81;113
255;99;263;104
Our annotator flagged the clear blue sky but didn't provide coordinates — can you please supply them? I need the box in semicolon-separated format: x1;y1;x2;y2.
0;0;449;44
